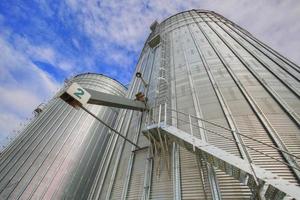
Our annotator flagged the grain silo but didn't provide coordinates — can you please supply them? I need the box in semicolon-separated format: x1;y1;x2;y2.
1;9;300;200
88;9;300;200
0;73;126;199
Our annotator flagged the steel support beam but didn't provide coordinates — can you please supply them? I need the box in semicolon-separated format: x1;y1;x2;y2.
59;82;148;111
86;88;148;111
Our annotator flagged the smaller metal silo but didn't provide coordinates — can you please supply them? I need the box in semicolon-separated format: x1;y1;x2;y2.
0;73;126;200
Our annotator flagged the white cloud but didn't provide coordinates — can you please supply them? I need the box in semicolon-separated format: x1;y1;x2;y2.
0;87;41;114
64;0;300;65
11;34;77;73
58;60;75;71
0;35;60;149
12;35;55;63
30;46;56;64
199;0;300;64
0;113;23;149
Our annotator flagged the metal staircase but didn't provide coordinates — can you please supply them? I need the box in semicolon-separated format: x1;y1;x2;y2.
143;104;300;200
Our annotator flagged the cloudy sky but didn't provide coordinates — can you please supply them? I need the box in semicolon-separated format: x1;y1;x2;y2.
0;0;299;148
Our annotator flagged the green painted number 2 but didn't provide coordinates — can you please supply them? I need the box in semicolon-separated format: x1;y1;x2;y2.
74;88;84;99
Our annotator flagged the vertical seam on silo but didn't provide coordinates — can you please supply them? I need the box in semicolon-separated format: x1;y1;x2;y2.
0;101;59;166
170;29;182;200
122;44;157;200
0;103;69;192
200;14;300;183
28;110;91;200
16;107;88;200
212;19;300;127
213;11;300;73
90;48;148;199
68;108;109;198
180;13;222;200
205;13;300;181
1;106;75;198
213;17;300;94
105;50;150;200
223;22;300;80
191;10;251;199
47;106;101;200
189;11;253;167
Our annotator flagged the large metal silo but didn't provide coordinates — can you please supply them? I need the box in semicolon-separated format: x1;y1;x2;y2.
0;73;126;199
89;9;300;200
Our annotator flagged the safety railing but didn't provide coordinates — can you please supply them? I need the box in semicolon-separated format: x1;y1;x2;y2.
146;103;300;173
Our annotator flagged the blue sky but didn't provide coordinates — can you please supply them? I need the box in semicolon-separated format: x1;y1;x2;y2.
0;0;300;148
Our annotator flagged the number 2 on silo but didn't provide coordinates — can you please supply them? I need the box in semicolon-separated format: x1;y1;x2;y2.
74;88;84;99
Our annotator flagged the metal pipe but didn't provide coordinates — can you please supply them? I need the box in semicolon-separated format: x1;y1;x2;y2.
81;106;140;149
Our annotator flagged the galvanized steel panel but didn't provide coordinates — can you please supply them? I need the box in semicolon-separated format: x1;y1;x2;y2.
0;73;126;199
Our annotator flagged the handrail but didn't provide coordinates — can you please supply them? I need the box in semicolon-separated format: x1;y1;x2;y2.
149;104;300;161
170;115;300;172
147;104;300;172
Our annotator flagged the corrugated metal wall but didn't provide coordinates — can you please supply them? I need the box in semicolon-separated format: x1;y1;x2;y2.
0;73;126;200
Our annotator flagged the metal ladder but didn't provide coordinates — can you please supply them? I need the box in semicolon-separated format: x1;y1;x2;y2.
143;104;300;200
